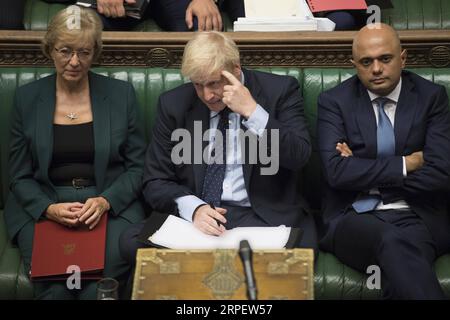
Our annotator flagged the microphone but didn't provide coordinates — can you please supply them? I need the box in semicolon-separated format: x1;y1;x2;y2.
239;240;257;300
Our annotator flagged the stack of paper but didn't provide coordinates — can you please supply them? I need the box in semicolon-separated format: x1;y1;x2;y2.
235;0;334;32
149;215;292;250
234;17;318;32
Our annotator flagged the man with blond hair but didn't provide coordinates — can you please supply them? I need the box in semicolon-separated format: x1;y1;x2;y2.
120;32;317;262
317;23;450;299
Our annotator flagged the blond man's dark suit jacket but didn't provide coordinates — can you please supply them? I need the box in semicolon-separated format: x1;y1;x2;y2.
143;68;314;231
4;71;147;241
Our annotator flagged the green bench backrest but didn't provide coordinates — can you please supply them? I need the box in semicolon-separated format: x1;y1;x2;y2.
1;67;450;212
301;69;356;208
382;0;450;30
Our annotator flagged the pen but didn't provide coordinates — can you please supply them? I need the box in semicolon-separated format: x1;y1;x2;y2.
209;203;222;228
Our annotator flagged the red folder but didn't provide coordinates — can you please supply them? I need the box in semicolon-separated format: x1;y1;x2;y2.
30;213;108;280
307;0;367;13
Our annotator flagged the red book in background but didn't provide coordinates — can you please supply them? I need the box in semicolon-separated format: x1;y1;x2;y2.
31;213;108;280
307;0;368;13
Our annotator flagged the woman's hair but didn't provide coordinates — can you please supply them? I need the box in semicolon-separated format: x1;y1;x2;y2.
181;31;240;82
41;6;103;61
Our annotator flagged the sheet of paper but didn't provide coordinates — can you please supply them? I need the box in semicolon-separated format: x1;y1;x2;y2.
244;0;313;18
149;215;291;250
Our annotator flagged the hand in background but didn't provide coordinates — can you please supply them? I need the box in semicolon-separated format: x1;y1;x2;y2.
45;202;83;228
76;197;110;230
185;0;222;31
192;204;227;236
97;0;136;18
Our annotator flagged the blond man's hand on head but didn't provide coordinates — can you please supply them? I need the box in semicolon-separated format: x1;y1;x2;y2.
97;0;136;18
186;0;222;31
221;70;257;118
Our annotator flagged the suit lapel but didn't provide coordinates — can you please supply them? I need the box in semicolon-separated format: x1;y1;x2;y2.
355;83;378;158
394;75;417;154
89;72;110;191
187;96;210;195
35;75;56;184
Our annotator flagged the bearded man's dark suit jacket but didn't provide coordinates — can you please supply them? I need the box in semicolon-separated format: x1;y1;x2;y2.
143;68;317;249
317;70;450;298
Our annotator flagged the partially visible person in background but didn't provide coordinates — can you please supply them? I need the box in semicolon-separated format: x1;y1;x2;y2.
322;10;367;30
319;0;394;31
0;0;26;29
43;0;245;31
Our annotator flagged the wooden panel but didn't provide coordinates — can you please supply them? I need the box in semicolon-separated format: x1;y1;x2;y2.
132;248;314;300
0;30;449;68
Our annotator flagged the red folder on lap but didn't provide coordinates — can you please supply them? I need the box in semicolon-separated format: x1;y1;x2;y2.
31;213;108;280
307;0;367;13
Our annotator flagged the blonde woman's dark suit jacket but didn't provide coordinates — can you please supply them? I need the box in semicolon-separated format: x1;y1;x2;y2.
4;71;147;241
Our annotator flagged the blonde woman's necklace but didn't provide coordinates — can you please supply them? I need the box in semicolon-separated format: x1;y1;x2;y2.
66;112;78;120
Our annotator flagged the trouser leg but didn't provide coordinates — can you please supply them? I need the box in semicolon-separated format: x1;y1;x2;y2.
326;210;443;299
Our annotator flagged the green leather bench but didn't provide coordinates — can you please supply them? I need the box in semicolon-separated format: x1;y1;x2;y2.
1;66;450;299
381;0;450;30
22;0;450;31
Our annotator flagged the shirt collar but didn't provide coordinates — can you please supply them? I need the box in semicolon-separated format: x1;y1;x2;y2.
210;71;245;119
367;77;402;104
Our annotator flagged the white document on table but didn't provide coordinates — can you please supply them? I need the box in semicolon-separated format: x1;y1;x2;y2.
233;17;318;31
237;0;317;31
149;215;291;250
244;0;314;18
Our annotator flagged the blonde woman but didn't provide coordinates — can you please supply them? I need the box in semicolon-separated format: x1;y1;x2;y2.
4;6;146;299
